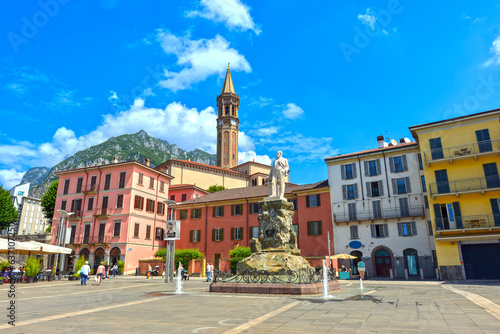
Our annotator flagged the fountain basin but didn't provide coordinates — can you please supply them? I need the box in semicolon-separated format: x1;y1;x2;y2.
210;281;339;295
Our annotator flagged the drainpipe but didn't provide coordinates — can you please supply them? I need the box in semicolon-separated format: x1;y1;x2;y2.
153;173;160;250
204;203;209;260
245;198;249;247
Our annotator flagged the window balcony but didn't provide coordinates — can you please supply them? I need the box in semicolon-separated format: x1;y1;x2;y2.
423;139;500;166
69;235;110;245
435;214;500;232
69;210;82;220
334;205;424;223
92;207;112;218
428;176;500;198
82;184;99;194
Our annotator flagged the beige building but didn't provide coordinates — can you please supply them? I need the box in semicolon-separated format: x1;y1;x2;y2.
18;196;49;236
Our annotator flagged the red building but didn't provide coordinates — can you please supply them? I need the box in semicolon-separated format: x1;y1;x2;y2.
175;181;332;269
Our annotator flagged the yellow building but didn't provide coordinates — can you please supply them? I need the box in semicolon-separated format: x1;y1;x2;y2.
410;108;500;280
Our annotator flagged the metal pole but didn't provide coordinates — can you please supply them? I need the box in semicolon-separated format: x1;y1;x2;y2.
60;215;68;272
327;231;332;268
165;240;171;283
169;241;175;283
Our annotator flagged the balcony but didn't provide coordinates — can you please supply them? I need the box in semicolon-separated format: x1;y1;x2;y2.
435;214;500;236
69;210;82;220
69;235;110;245
82;184;99;194
423;139;500;166
428;176;500;198
92;207;111;219
334;205;425;223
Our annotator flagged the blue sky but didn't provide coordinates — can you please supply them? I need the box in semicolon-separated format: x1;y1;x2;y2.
1;0;500;189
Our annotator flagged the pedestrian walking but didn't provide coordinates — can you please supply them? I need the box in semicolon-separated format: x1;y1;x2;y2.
206;262;212;282
96;262;106;286
210;263;215;280
104;262;109;279
80;261;91;286
112;263;118;278
147;264;152;279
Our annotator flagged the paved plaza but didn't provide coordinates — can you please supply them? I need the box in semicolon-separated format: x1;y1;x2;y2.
1;276;499;333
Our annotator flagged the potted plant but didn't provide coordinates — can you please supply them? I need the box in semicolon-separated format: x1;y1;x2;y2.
117;260;124;275
0;277;6;285
25;256;40;283
69;274;79;281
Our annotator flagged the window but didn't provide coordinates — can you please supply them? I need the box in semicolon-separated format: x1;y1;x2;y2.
83;224;91;243
424;195;429;209
190;230;201;242
307;221;322;236
350;225;359;239
476;129;492;153
251;179;257;186
421;175;426;192
179;210;187;220
365;160;380;176
394;156;404;172
116;194;124;209
145;225;151;239
170;195;175;201
434;169;450;194
146;199;155;213
213;228;224;241
138;173;144;185
181;194;187;201
429;138;444;160
348;185;356;200
250;203;259;214
290;199;297;211
156;228;164;240
342;163;356;180
191;208;201;219
71;199;82;215
134;223;140;238
372;200;382;219
87;197;94;211
160;181;165;192
306;194;321;207
398;222;417;236
231;227;243;240
390;155;407;173
213;206;224;217
293;225;299;237
90;175;97;190
370;224;388;238
249;226;259;239
149;177;154;189
113;221;121;237
392;177;411;194
232;204;243;215
61;200;67;211
399;197;410;217
366;181;383;197
134;195;144;210
348;202;357;221
157;202;165;215
69;226;76;244
483;162;500;189
427;221;433;236
418;154;423;170
104;174;111;190
76;177;83;193
118;172;126;189
63;179;70;195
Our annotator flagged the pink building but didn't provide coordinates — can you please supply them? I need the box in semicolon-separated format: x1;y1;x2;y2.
168;184;210;203
52;160;172;274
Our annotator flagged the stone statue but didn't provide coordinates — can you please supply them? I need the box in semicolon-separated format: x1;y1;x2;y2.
269;151;289;198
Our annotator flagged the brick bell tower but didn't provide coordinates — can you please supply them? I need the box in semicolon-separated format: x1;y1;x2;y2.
216;64;239;168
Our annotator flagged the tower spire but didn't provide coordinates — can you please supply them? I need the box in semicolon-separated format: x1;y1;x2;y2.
221;63;235;94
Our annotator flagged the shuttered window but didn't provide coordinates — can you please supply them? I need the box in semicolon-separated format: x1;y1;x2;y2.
212;228;224;241
138;173;144;185
116;194;124;209
249;226;259;239
306;194;321;207
231;204;243;215
63;179;70;195
341;163;357;180
104;174;111;190
350;225;359;239
61;200;67;211
157;202;165;215
179;210;187;220
114;221;121;237
307;221;322;236
213;206;224;217
190;230;201;242
156;228;164;240
191;208;201;219
87;197;94;211
392;177;411;195
160;181;165;192
364;159;381;176
149;177;155;189
145;225;151;239
389;155;408;173
397;222;417;236
76;177;83;193
134;223;140;238
134;195;144;210
146;199;155;213
118;172;126;189
231;227;243;240
370;224;388;238
342;185;358;200
250;203;259;214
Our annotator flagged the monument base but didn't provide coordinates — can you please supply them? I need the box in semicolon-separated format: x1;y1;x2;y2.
237;252;310;274
210;280;340;295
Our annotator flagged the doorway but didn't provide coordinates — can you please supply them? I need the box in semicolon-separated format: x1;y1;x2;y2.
214;254;221;271
94;248;105;269
350;251;363;275
403;248;419;276
375;249;392;277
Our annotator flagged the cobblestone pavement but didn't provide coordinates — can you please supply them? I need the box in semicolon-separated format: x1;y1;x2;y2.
0;276;499;333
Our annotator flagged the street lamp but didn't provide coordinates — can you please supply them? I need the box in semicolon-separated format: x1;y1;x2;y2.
164;200;177;283
55;210;73;273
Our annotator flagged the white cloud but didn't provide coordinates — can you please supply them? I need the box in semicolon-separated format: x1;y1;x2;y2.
187;0;261;34
483;36;500;67
358;9;376;30
282;103;304;119
0;169;26;190
238;151;271;165
155;31;251;92
252;126;279;137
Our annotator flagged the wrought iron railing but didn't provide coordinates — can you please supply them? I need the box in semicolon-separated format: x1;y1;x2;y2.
423;139;500;163
334;205;424;222
213;268;337;284
429;176;500;196
435;214;500;231
93;207;111;217
82;184;99;193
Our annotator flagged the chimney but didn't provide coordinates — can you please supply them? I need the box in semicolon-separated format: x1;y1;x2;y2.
400;138;405;143
145;158;150;166
113;156;118;163
377;135;388;149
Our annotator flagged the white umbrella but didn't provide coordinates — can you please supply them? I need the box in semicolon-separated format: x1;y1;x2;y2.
0;238;41;255
28;241;72;255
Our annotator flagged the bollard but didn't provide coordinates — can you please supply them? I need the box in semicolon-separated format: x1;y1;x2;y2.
389;268;394;279
404;268;408;280
420;268;424;280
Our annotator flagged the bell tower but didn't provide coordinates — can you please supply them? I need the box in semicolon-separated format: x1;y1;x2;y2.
216;64;239;168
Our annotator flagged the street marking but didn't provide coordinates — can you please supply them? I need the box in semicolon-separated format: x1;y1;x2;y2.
0;294;169;330
442;285;500;321
0;283;150;302
193;327;217;333
362;290;375;295
223;301;300;334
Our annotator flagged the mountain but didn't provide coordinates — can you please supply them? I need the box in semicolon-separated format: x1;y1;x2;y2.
19;167;51;187
28;130;216;198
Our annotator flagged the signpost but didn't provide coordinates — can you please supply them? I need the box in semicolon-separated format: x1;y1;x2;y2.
164;200;180;283
357;261;366;290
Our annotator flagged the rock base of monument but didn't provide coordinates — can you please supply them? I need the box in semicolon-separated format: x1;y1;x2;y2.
237;252;311;274
210;280;340;295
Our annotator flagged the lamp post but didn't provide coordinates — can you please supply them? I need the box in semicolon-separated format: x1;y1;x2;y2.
164;200;178;283
55;210;73;273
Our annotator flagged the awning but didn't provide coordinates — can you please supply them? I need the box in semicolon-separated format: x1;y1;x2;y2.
28;241;73;254
0;238;41;254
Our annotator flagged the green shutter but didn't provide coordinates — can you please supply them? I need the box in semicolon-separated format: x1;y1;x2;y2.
307;221;312;235
221;206;224;217
433;204;443;230
306;196;310;208
231;205;235;216
220;228;224;241
212;229;216;241
213;207;216;217
317;195;321;207
452;202;462;229
231;228;235;240
190;230;193;242
249;226;253;239
318;221;322;235
197;230;201;242
240;227;243;240
198;208;202;218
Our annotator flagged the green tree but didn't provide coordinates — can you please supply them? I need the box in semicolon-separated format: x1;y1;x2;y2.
154;248;204;271
207;185;226;193
229;246;252;272
41;179;58;228
0;186;19;230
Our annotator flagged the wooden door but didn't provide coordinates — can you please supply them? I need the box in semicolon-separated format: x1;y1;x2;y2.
375;249;392;277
